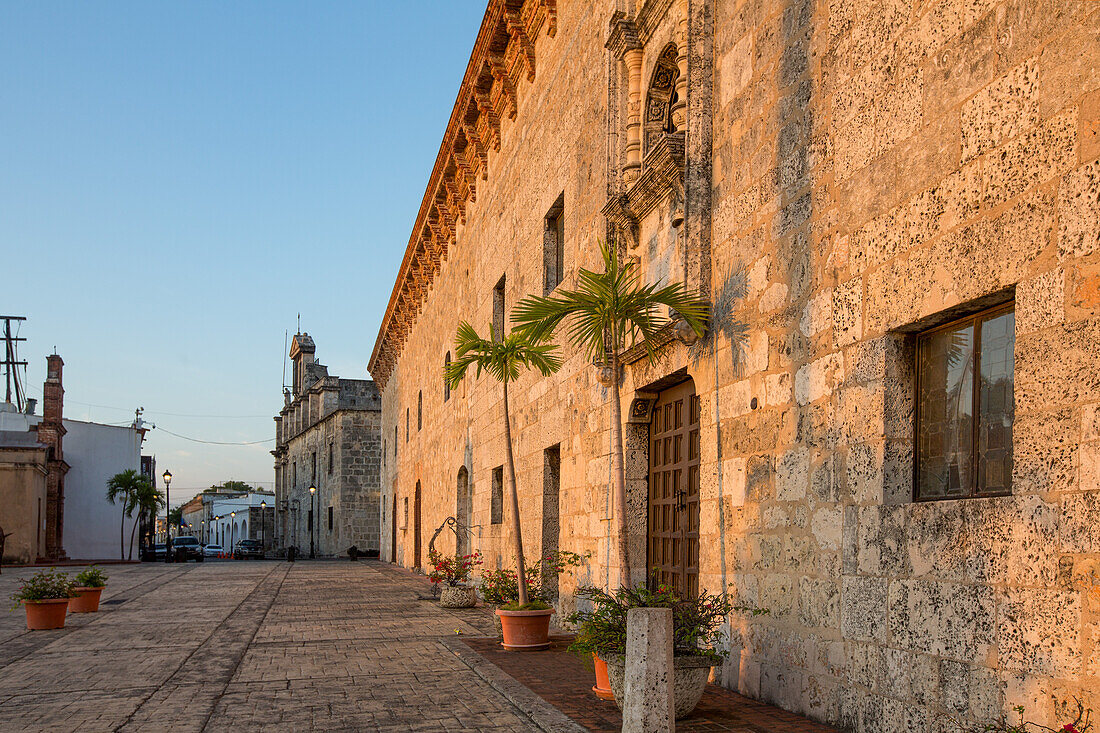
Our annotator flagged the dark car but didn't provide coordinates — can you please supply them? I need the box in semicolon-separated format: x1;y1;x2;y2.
141;543;167;562
171;536;204;563
233;539;264;560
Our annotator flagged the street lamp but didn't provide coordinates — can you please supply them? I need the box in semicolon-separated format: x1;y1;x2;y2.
260;500;267;556
309;486;316;558
162;470;172;563
200;519;205;545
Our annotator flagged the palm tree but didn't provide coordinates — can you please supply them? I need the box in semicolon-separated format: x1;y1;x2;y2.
444;322;562;607
106;470;152;562
128;480;165;560
512;241;708;590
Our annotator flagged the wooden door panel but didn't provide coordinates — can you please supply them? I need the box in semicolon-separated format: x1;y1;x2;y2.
647;380;700;597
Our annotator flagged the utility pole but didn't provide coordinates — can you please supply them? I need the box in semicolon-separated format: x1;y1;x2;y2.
1;316;28;411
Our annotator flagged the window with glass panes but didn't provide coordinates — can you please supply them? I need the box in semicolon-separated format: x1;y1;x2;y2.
915;304;1015;500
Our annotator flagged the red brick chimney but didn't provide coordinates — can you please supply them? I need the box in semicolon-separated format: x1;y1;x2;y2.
36;354;68;560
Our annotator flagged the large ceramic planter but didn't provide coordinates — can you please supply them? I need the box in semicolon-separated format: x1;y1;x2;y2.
495;607;554;650
68;587;104;613
592;653;614;700
22;599;70;630
603;653;719;719
439;585;477;608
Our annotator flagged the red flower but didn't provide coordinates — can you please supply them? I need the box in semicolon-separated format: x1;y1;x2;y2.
1062;726;1078;733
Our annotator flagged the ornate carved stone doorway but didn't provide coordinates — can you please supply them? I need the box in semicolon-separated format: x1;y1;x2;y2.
647;378;700;598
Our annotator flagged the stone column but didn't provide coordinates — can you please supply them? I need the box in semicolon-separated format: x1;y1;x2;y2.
671;0;689;130
624;47;644;183
622;607;675;732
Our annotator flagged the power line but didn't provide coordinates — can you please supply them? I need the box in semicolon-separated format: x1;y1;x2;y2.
154;427;273;446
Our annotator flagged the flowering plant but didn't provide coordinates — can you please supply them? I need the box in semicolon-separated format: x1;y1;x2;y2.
9;569;74;609
478;550;588;606
954;701;1092;733
427;550;482;587
566;582;768;660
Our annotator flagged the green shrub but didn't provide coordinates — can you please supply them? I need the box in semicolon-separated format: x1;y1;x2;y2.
74;566;108;588
566;583;768;660
10;569;74;608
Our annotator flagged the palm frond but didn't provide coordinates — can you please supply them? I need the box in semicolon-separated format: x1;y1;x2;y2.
444;321;562;389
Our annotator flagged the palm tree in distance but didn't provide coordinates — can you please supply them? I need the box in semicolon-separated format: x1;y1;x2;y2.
445;322;562;607
106;469;153;562
512;241;709;590
128;479;165;560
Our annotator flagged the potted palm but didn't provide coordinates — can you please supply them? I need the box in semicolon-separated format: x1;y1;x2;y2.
428;549;482;608
513;241;708;590
445;322;562;649
11;569;75;630
567;584;767;717
69;566;108;613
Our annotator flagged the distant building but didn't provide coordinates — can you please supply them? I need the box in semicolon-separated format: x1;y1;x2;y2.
207;491;274;551
0;354;143;563
272;333;381;556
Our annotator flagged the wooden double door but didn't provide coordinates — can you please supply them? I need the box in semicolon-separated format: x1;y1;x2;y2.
647;379;700;598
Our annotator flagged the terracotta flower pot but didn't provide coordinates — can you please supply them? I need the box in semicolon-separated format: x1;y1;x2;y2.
23;599;70;630
592;653;615;700
603;653;720;719
495;607;554;650
68;587;104;613
439;585;477;608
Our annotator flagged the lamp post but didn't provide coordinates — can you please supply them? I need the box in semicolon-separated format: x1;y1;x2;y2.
162;470;172;563
309;486;316;558
200;519;205;546
231;511;236;553
260;500;267;556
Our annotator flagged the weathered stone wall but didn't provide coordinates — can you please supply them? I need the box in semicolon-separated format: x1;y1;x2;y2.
374;0;1100;728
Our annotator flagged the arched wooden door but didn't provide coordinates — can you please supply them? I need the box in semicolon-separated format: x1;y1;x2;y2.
413;481;422;570
648;379;700;597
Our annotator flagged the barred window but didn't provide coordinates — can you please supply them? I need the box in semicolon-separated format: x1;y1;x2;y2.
491;466;504;525
915;304;1015;500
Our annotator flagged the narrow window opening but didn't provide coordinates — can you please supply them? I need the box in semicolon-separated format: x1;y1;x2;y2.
444;353;452;402
417;391;423;431
328;442;334;475
328;506;333;531
544;193;565;295
491;466;504;525
493;276;506;340
541;444;561;599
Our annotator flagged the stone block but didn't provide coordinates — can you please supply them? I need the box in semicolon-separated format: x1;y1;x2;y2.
775;446;809;501
833;277;863;347
1058;159;1100;259
794;353;845;405
622;607;674;732
799;577;840;629
983;107;1077;209
888;579;995;660
841;576;888;643
961;58;1041;162
1061;491;1100;553
996;587;1082;676
1016;267;1065;334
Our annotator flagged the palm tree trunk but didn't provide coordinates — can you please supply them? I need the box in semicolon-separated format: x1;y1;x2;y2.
501;379;530;607
120;501;126;561
609;343;631;591
128;509;139;561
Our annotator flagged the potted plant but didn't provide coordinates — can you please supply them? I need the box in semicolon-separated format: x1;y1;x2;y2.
10;569;75;630
428;549;482;608
478;551;588;649
69;566;108;613
566;584;767;717
444;321;562;649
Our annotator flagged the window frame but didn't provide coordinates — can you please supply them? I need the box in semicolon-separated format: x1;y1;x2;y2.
912;301;1015;502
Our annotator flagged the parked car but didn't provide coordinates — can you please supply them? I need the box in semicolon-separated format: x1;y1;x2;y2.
203;544;224;558
233;539;264;560
141;543;167;562
172;536;204;562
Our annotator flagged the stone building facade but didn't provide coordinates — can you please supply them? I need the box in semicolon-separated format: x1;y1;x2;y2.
368;0;1100;727
272;333;382;556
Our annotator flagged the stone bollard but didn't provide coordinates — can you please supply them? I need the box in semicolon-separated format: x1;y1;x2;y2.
622;607;674;733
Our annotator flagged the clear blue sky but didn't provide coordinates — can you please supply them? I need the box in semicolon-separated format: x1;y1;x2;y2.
1;2;486;505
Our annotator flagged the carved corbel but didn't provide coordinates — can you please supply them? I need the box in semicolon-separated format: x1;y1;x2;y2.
602;193;640;252
487;55;518;120
473;88;501;151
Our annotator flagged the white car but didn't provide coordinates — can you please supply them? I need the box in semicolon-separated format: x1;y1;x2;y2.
203;544;224;558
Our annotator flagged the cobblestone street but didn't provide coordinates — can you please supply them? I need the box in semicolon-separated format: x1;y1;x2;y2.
0;561;551;732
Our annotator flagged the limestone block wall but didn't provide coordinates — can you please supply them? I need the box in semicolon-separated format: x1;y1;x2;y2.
708;0;1100;727
373;0;1100;728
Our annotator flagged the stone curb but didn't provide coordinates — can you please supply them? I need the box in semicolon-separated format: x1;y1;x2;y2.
439;636;588;733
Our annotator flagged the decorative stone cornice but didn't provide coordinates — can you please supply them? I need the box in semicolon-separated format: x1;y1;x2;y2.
368;0;558;389
602;131;685;250
605;11;641;58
